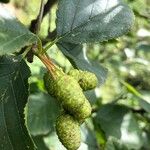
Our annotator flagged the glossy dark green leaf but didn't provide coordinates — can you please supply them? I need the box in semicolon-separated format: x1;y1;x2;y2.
56;0;134;43
94;104;143;149
0;55;36;150
0;5;37;55
26;92;61;136
57;42;107;84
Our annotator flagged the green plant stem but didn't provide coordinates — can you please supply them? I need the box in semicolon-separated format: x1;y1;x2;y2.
42;37;61;53
35;0;45;35
22;45;32;58
35;52;56;77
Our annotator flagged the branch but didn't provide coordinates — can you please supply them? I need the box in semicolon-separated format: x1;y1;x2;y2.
29;0;57;33
30;0;45;33
27;0;57;63
131;108;146;115
27;0;44;63
43;0;57;18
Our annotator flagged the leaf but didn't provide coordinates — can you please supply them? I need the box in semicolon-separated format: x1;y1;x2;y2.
56;0;134;44
136;43;150;52
0;55;36;150
44;132;66;150
142;130;150;150
84;89;97;104
126;0;149;17
121;81;142;97
32;136;49;150
94;104;144;149
81;119;100;150
26;92;61;136
0;5;37;55
105;136;129;150
121;81;150;113
57;42;107;84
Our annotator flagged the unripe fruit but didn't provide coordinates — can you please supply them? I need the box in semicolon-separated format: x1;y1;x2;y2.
44;69;92;121
56;114;81;150
68;69;98;91
75;99;92;123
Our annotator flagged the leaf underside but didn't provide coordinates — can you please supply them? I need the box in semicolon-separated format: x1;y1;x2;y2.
57;42;107;84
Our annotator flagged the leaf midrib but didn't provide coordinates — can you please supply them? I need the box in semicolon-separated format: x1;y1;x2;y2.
58;3;124;38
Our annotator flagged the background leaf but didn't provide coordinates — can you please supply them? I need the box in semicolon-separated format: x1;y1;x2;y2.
26;92;61;136
105;136;129;150
0;5;37;55
56;0;134;43
0;55;36;150
57;42;107;84
122;81;150;113
81;119;100;150
32;136;49;150
94;104;144;149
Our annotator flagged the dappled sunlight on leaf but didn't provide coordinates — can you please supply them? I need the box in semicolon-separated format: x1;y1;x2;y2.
56;0;134;43
0;5;37;55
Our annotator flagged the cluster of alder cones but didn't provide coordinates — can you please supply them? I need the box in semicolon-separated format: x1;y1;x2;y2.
44;66;98;150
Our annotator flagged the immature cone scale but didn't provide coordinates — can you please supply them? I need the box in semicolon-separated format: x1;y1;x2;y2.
75;99;92;123
68;69;98;91
56;114;81;150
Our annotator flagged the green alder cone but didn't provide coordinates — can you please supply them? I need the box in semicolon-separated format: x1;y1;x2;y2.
56;114;81;150
68;69;80;81
68;69;98;91
75;99;92;123
44;69;92;121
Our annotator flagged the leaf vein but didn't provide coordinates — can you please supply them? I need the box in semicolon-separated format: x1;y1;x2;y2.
1;88;14;150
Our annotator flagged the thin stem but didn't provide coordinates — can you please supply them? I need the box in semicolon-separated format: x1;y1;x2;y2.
35;0;45;35
27;0;45;63
21;45;32;59
35;53;56;78
43;0;57;18
43;37;62;53
42;53;55;68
